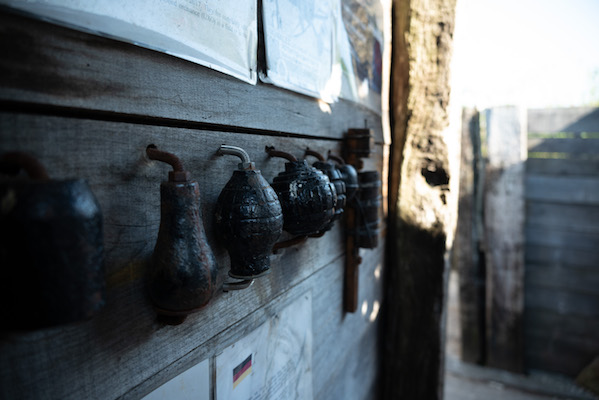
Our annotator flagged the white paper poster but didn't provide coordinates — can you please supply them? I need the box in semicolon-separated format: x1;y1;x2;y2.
260;0;336;101
216;292;313;400
141;358;210;400
338;0;385;111
0;0;257;84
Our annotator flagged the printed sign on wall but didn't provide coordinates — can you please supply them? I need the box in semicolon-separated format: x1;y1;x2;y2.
141;358;210;400
0;0;258;84
216;292;313;400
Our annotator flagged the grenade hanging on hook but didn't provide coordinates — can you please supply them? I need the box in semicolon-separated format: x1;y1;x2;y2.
146;145;217;321
266;146;336;236
304;148;346;223
0;152;105;330
328;153;359;203
215;145;283;289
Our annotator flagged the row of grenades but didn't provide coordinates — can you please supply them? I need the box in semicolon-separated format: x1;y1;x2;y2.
0;144;373;328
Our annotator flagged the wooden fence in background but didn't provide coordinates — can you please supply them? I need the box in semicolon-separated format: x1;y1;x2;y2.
456;106;599;377
524;107;599;376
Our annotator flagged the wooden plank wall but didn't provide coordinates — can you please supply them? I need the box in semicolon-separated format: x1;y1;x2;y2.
0;10;388;400
483;106;527;373
524;107;599;377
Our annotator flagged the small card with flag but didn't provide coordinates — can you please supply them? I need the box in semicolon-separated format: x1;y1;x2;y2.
232;354;252;389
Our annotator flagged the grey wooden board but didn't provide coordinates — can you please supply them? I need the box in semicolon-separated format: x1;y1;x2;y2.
528;107;599;134
525;331;599;377
528;138;599;155
525;244;597;269
525;309;599;347
525;226;599;252
525;286;599;318
127;245;384;400
455;108;485;364
484;106;526;372
525;263;599;297
0;10;385;144
525;175;599;205
526;202;599;235
526;158;599;176
0;113;386;400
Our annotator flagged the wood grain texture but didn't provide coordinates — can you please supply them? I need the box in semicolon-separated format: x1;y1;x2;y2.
527;107;599;134
525;175;599;205
528;138;599;155
454;108;485;364
484;106;526;373
0;113;386;400
525;244;597;270
384;0;457;399
525;263;599;296
526;158;599;176
0;10;384;143
526;202;599;235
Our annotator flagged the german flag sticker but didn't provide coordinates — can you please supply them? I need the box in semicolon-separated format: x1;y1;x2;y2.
233;354;252;389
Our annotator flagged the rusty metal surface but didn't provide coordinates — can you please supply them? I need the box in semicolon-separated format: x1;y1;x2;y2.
146;146;216;319
215;169;283;279
0;153;105;330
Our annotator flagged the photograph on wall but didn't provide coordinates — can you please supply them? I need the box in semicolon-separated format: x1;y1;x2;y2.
0;0;258;83
337;0;385;111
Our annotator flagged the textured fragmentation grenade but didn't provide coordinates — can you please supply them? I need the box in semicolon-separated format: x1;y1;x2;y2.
328;153;359;203
266;146;336;236
146;145;217;321
305;148;346;223
215;145;283;284
355;170;382;249
0;152;105;329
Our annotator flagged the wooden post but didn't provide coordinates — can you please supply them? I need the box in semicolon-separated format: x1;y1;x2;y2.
484;106;527;373
454;108;486;364
383;0;457;398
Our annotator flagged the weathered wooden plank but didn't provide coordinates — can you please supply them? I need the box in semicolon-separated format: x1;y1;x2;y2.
525;244;597;270
526;202;599;235
454;108;485;364
526;158;599;176
128;247;384;400
528;138;599;155
525;286;599;318
0;10;384;143
313;246;383;400
525;309;599;346
0;113;386;400
525;331;599;377
525;226;599;252
525;263;599;296
528;107;599;134
525;175;599;205
484;106;526;373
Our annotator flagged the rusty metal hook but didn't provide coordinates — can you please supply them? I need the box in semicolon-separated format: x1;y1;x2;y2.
304;148;325;161
0;152;50;181
265;146;298;162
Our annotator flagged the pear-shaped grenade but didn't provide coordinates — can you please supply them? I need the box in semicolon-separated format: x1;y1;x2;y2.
215;145;283;281
305;148;346;223
266;147;336;236
146;145;217;318
328;153;359;203
0;152;105;330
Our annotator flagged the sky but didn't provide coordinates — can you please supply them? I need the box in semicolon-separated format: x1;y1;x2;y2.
451;0;599;109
